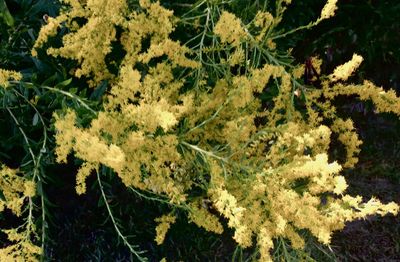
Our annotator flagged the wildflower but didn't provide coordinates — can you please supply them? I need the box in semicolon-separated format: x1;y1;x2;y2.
320;0;338;20
23;181;36;198
330;54;363;82
333;176;348;195
31;15;67;57
214;11;248;47
0;69;22;88
154;214;176;245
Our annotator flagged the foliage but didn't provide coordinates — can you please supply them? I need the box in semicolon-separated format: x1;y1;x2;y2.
0;0;399;261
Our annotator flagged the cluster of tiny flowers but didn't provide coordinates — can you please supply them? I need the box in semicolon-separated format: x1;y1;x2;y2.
320;0;338;20
26;0;400;261
330;53;363;82
0;68;22;88
0;165;40;261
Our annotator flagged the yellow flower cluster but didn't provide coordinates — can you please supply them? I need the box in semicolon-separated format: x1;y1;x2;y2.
0;165;40;261
187;200;224;234
214;11;248;47
330;118;363;168
205;124;398;261
331;80;400;116
154;214;176;245
32;0;197;87
320;0;338;20
31;14;67;57
254;11;274;41
0;165;35;216
48;0;198;205
138;39;199;69
0;228;41;262
227;47;245;67
330;53;364;82
211;188;250;246
30;0;400;260
0;68;22;88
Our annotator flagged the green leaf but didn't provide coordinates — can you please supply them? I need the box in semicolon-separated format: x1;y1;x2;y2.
36;180;43;196
0;0;15;27
42;73;58;86
97;196;105;207
90;80;108;101
32;112;39;126
68;87;78;94
55;78;72;88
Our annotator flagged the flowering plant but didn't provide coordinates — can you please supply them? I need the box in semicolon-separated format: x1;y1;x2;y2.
0;0;399;261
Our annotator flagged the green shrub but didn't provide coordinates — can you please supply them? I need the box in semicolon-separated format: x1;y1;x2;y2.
0;0;399;261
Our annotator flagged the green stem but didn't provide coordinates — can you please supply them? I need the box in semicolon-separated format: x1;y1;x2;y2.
96;169;148;262
40;85;97;115
10;81;97;115
128;187;190;211
5;106;42;254
181;141;228;163
187;103;224;134
271;20;319;41
13;90;49;260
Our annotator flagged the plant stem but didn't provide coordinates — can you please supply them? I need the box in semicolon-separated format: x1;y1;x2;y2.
96;168;148;262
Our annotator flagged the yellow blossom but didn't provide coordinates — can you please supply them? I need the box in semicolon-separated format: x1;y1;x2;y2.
31;15;67;57
228;47;245;66
188;202;224;234
233;225;252;247
333;176;348;195
330;54;363;82
154;214;176;245
257;228;273;261
317;230;332;245
76;162;98;195
320;0;338;20
23;181;36;198
0;69;22;88
0;165;27;216
30;0;400;258
214;11;248;47
0;165;41;260
292;64;305;79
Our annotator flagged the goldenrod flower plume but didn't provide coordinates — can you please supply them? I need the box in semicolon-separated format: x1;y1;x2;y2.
320;0;338;20
330;54;363;82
